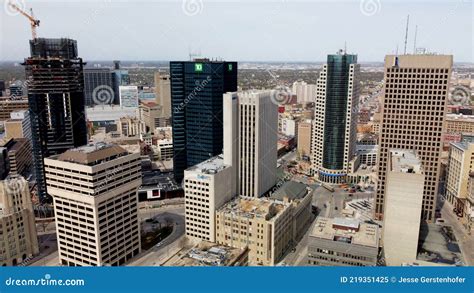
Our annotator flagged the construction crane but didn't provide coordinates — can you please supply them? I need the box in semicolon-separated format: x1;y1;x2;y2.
8;1;40;39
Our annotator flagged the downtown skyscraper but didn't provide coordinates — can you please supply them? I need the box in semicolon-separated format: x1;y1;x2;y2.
223;91;278;198
23;38;88;202
311;52;359;184
170;59;237;183
375;54;453;222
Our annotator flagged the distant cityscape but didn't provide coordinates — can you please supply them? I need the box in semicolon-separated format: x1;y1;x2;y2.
0;1;473;270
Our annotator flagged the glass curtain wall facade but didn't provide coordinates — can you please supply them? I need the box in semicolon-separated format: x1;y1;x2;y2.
170;60;237;183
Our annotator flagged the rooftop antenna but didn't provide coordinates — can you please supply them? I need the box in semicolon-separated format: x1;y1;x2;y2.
396;44;399;56
403;14;410;55
413;25;418;54
344;41;347;54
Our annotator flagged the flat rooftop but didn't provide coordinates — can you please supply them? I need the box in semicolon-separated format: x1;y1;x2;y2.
446;113;474;122
271;181;308;202
310;217;379;248
56;143;128;165
164;241;247;266
389;149;423;174
186;155;230;174
218;196;287;221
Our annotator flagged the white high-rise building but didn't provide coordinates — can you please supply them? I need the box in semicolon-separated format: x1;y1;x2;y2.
292;81;317;104
184;155;233;242
45;143;142;266
311;52;360;184
223;91;278;198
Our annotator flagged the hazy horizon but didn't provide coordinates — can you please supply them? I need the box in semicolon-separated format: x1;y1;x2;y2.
1;0;472;62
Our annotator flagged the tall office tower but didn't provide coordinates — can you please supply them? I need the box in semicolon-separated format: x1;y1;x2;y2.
383;150;424;266
170;59;237;182
44;143;142;266
112;61;130;105
0;175;39;266
184;155;233;242
297;120;312;158
83;68;115;106
311;52;360;184
8;82;24;98
445;134;474;220
223;91;278;198
375;55;453;221
23;38;88;202
154;72;171;122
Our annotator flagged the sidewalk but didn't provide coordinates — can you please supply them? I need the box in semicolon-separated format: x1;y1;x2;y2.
440;199;474;266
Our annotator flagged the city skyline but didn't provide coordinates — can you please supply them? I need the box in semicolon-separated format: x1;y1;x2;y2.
1;0;472;62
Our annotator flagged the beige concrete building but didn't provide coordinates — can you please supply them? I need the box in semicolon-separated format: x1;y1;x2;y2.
445;114;474;134
44;143;142;266
375;55;452;222
0;175;39;266
118;116;146;137
0;97;29;121
163;241;248;266
0;138;32;178
139;101;163;132
154;72;171;119
215;184;311;266
297;120;312;157
383;150;425;266
445;135;474;221
466;173;474;232
184;155;233;242
307;217;379;266
4;110;31;140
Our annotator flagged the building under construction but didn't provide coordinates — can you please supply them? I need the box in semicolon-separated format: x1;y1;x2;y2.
23;38;88;202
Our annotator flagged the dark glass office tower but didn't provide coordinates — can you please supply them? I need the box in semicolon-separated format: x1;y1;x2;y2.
170;59;237;183
312;52;359;184
83;68;115;106
23;38;88;202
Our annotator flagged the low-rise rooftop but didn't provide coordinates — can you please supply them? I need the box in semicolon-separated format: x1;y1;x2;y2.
186;155;230;175
271;181;308;202
310;217;379;248
164;241;247;266
389;149;423;174
218;196;287;221
56;143;128;165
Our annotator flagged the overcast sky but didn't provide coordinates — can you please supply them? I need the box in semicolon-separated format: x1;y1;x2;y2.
0;0;472;62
